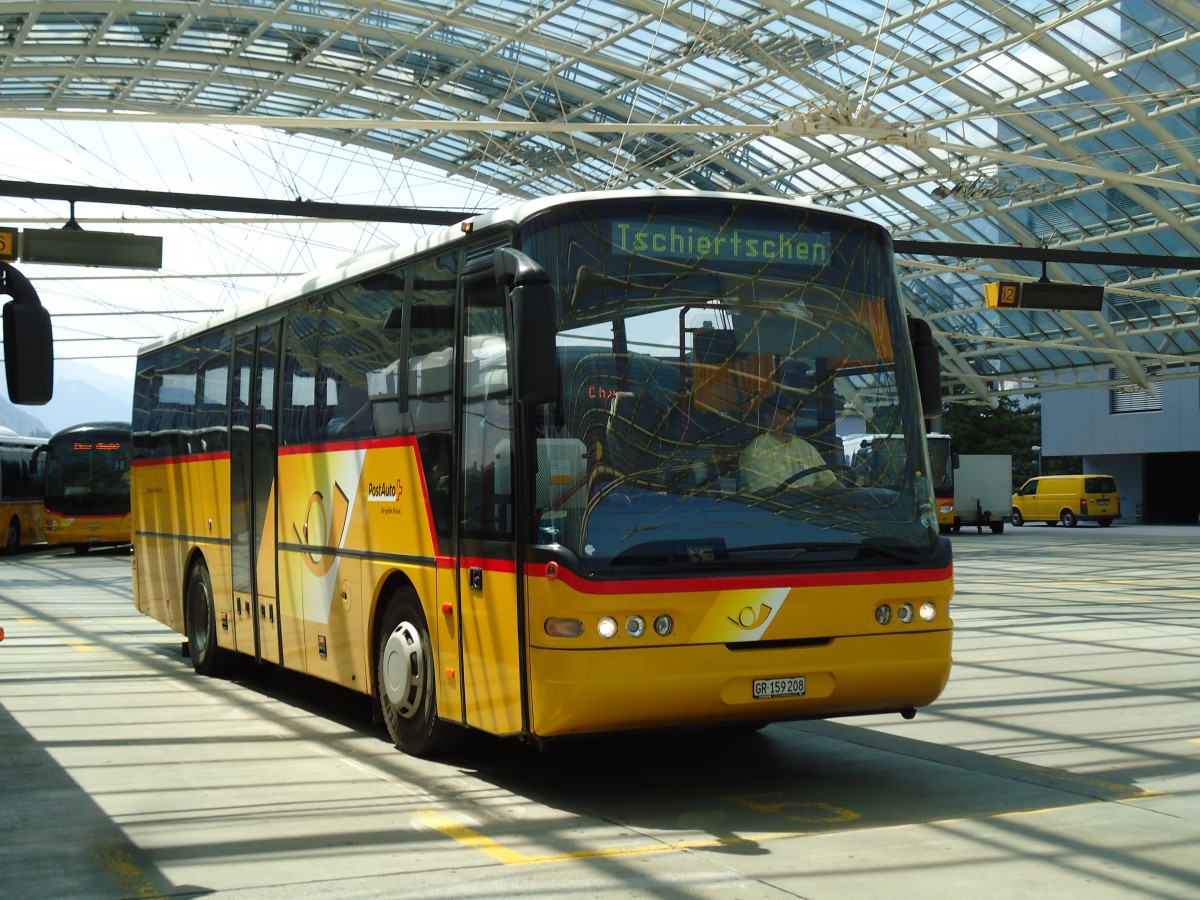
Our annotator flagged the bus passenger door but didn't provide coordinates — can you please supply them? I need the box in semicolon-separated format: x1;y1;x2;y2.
455;275;523;736
231;324;283;665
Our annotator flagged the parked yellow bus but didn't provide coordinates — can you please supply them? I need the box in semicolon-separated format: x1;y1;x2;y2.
131;190;953;756
0;428;46;553
40;422;132;553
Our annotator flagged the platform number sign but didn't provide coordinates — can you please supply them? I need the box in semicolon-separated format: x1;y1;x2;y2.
0;227;16;262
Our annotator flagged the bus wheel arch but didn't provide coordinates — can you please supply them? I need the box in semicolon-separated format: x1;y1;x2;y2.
185;553;226;677
373;579;454;757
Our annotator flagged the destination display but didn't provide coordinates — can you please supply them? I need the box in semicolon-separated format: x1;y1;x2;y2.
611;220;832;267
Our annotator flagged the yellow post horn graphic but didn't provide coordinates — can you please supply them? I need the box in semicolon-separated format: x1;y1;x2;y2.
293;483;350;576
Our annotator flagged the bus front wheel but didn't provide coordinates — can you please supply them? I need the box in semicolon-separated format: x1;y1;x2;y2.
186;561;226;677
376;591;454;757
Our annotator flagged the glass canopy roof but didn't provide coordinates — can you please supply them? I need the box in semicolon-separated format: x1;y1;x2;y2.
1;0;1197;404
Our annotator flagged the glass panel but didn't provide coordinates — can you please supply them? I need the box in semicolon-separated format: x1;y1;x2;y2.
518;195;936;574
459;275;513;541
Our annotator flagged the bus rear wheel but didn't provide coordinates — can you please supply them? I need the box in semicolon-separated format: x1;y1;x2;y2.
376;591;455;757
186;561;226;677
4;517;19;554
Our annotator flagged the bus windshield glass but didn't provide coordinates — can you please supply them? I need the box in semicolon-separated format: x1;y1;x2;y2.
517;196;937;574
44;434;131;516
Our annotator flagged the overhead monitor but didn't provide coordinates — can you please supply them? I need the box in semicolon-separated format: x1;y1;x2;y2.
20;227;162;269
985;281;1104;312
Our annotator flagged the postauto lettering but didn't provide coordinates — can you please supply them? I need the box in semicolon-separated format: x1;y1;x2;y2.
611;221;831;266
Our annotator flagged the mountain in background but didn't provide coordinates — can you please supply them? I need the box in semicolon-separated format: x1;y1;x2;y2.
0;360;134;437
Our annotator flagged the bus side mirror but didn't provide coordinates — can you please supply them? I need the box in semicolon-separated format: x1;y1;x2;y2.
907;316;940;419
494;248;557;405
2;262;54;405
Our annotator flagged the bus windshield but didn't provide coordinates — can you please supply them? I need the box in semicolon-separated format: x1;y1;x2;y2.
517;196;937;574
44;432;131;516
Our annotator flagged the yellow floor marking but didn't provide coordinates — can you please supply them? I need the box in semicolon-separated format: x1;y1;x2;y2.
415;810;783;866
728;797;861;823
93;838;157;897
67;640;99;653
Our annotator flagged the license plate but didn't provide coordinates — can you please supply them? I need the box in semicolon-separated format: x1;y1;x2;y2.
753;676;806;699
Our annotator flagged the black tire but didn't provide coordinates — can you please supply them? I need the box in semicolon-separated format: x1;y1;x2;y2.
1011;508;1024;527
1061;509;1078;527
1098;518;1113;527
376;590;454;757
5;517;20;555
186;561;226;677
990;521;1005;534
73;544;89;556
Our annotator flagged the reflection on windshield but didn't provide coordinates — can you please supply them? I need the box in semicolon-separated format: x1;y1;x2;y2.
518;199;939;572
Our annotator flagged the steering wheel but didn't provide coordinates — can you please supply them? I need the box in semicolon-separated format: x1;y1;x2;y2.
776;462;853;491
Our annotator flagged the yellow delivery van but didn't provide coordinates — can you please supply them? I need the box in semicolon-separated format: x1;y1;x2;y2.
1011;474;1120;527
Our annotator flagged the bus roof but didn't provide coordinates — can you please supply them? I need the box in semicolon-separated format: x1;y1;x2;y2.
0;429;46;448
136;189;878;357
48;422;131;440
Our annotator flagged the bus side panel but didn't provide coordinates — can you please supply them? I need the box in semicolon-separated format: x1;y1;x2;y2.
132;459;185;632
459;562;523;736
0;500;45;548
132;456;233;644
278;445;366;684
277;441;442;695
431;560;461;723
525;568;953;737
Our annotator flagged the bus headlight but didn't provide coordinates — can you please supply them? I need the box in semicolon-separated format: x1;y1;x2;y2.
625;615;646;638
875;604;892;625
898;603;915;624
919;602;937;622
597;616;618;639
653;614;674;636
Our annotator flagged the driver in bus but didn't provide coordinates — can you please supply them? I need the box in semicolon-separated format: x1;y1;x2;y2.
739;387;840;494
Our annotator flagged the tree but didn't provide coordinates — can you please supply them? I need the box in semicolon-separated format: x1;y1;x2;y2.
939;396;1076;487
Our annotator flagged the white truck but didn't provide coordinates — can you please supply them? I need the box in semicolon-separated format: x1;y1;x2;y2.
952;454;1012;534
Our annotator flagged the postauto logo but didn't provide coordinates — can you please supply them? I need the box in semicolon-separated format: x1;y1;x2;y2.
367;479;403;502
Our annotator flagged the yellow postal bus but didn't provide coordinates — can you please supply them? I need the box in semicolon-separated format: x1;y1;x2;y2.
0;429;46;553
131;190;953;756
40;422;132;553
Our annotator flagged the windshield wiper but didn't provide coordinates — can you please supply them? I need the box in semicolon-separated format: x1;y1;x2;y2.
728;539;932;565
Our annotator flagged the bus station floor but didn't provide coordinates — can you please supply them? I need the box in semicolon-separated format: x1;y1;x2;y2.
1;525;1198;899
